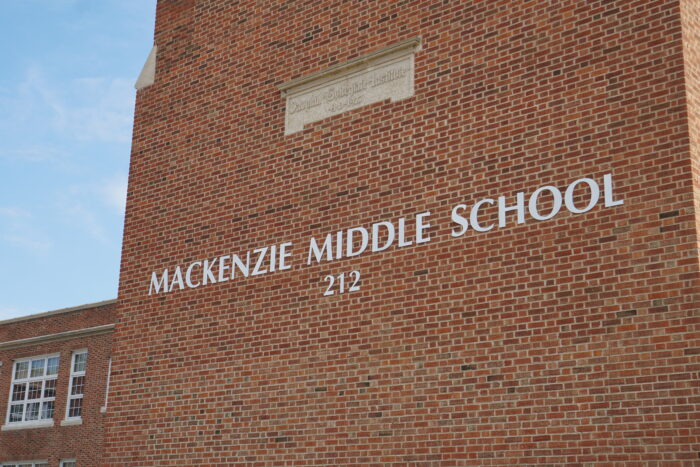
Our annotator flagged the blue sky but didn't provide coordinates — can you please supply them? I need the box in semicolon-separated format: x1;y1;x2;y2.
0;1;156;320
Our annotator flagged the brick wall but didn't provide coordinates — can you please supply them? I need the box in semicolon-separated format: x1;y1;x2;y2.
0;302;115;466
681;0;700;260
107;0;700;464
0;301;116;343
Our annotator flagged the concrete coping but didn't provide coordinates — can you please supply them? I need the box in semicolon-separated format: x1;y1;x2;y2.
135;45;157;90
0;324;116;350
0;299;116;326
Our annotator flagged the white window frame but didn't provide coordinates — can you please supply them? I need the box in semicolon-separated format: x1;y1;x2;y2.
64;350;87;422
1;461;49;467
3;354;59;430
59;459;76;467
100;357;111;413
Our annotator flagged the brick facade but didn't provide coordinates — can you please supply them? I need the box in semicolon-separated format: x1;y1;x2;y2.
104;0;700;464
4;0;700;465
0;301;115;466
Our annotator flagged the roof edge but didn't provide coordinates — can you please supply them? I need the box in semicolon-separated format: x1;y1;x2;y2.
0;324;115;350
0;299;117;326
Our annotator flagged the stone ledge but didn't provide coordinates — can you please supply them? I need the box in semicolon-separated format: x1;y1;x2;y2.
60;418;83;427
1;419;54;431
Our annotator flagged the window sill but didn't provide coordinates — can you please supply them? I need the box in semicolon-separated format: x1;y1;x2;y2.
60;418;83;426
1;419;54;431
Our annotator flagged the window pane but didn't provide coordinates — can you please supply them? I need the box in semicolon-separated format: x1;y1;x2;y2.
46;357;59;375
30;359;45;377
36;464;50;467
68;397;82;418
41;400;54;420
73;353;87;373
25;402;40;421
11;383;26;401
61;462;76;467
30;359;45;378
9;403;23;422
43;379;56;398
14;361;29;379
71;376;85;396
27;381;42;400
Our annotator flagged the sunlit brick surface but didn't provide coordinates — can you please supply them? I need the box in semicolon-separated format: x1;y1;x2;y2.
107;0;700;464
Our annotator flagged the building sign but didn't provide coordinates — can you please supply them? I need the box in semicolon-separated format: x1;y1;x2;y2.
279;37;421;135
148;173;624;296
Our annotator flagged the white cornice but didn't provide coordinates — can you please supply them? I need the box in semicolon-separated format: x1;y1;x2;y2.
0;324;115;350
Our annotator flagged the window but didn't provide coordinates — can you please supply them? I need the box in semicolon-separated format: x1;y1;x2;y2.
6;355;59;425
65;351;87;419
1;462;49;467
60;460;76;467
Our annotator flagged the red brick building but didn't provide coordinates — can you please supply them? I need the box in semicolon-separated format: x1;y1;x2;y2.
4;0;700;465
0;301;114;466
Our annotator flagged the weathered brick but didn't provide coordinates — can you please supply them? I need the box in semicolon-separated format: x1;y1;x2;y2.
102;0;700;465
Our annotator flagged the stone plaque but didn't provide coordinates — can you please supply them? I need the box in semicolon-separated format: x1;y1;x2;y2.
279;38;421;135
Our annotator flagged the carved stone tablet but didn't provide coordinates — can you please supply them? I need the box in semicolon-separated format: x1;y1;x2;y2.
279;37;421;135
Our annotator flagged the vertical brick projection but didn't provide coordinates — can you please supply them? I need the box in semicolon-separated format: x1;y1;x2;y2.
107;0;700;464
0;303;115;466
681;0;700;256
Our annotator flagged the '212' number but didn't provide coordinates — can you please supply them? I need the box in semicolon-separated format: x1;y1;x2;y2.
323;271;360;296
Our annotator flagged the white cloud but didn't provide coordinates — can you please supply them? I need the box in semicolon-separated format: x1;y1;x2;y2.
2;234;51;253
64;172;128;213
0;206;52;254
59;201;108;243
0;305;26;321
0;206;30;218
65;77;135;143
0;65;136;158
0;145;68;163
55;172;128;243
99;173;128;213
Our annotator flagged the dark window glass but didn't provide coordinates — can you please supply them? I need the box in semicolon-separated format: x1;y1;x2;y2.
68;398;82;418
71;376;85;396
43;379;56;398
27;381;42;400
11;383;26;401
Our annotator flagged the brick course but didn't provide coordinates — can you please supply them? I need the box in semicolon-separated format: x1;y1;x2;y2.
107;0;700;464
